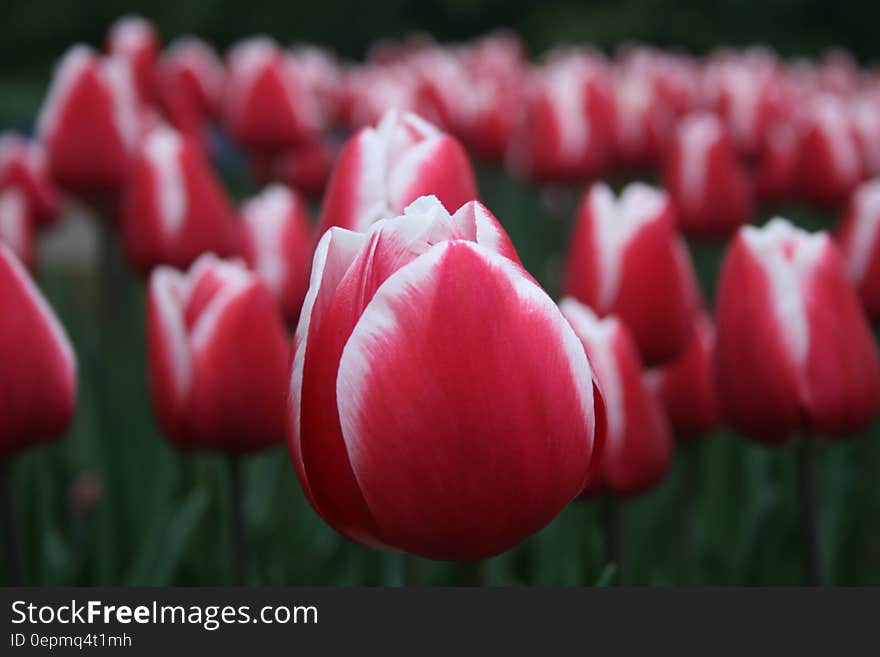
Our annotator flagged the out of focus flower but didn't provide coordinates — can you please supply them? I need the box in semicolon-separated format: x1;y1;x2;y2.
290;196;601;560
0;244;76;456
120;125;239;273
239;184;314;321
0;133;60;225
755;121;799;203
223;37;322;150
564;182;698;365
644;311;721;440
251;137;337;199
0;188;34;270
715;218;880;442
561;298;670;495
317;110;477;234
106;15;159;105
664;113;753;237
611;69;673;170
146;254;290;453
37;45;142;194
837;178;880;322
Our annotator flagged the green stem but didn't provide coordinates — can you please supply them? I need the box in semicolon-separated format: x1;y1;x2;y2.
602;495;622;586
1;458;22;585
460;559;491;587
227;456;247;585
402;554;420;587
796;438;822;586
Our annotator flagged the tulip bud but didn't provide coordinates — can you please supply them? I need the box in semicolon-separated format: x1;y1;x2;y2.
0;188;34;270
290;195;602;560
146;254;290;453
317;110;477;234
664;113;754;237
0;133;60;225
37;45;141;193
564;182;698;365
120;125;239;273
239;184;314;321
715;218;880;442
837;178;880;322
644;311;721;440
157;37;225;143
107;15;159;105
223;37;322;150
0;245;76;456
611;71;673;171
755;121;799;203
561;298;671;496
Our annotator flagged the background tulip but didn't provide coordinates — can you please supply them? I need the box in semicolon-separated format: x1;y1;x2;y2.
290;196;602;561
239;184;314;321
564;182;698;365
120;125;239;273
106;15;159;105
0;188;34;270
146;254;290;453
317;110;477;234
0;133;60;226
836;178;880;322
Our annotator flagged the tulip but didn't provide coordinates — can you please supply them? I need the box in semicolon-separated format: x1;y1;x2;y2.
157;37;225;144
755;121;799;204
290;195;603;561
664;113;754;238
250;137;337;200
0;133;60;225
223;37;322;151
341;65;421;130
715;217;880;442
317;110;477;235
146;253;290;453
644;311;721;440
0;188;34;271
106;15;159;105
36;45;142;194
564;182;698;365
836;178;880;322
849;94;880;178
120;125;239;273
560;298;672;496
239;184;314;321
611;70;673;171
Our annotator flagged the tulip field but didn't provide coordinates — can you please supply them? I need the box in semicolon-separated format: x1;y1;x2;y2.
3;12;880;588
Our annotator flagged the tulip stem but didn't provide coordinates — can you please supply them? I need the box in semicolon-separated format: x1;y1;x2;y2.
602;495;622;586
226;456;248;585
461;559;491;587
402;554;420;587
0;459;22;585
796;438;822;586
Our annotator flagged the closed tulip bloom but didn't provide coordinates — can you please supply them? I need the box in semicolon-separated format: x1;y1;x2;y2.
0;133;60;225
239;184;314;321
644;311;721;440
37;45;141;193
0;245;76;456
561;298;671;496
223;37;322;150
317;110;477;235
664;113;754;238
0;188;34;270
290;195;603;560
755;121;799;203
157;37;225;143
715;218;880;442
837;178;880;322
147;254;290;453
795;94;863;207
107;15;159;105
611;71;673;171
849;94;880;178
121;126;239;273
564;182;697;365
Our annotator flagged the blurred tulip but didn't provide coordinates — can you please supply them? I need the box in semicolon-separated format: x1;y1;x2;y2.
106;15;159;105
0;133;60;225
290;196;603;560
561;298;671;495
715;218;880;442
564;182;697;365
755;121;799;203
664;113;753;237
239;184;314;321
120;125;239;273
0;188;34;270
157;37;225;144
644;311;721;440
837;178;880;322
146;254;290;453
251;137;337;199
849;94;880;178
317;110;477;234
223;37;322;150
0;245;76;456
36;45;141;193
611;70;673;171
